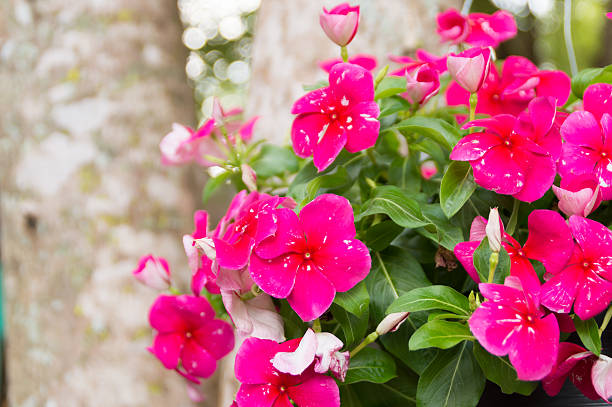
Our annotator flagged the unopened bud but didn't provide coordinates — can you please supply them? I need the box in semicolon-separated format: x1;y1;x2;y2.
208;166;228;178
485;207;502;252
376;312;410;335
241;163;257;192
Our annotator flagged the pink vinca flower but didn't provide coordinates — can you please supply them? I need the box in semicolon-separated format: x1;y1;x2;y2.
160;120;217;166
319;3;359;47
234;337;341;407
183;210;219;295
250;194;371;321
607;12;612;19
446;47;491;94
541;216;612;320
469;275;560;380
272;328;349;381
553;174;602;218
450;97;560;202
389;49;448;76
291;63;380;172
420;161;437;179
402;64;441;105
436;8;469;44
446;56;571;117
436;9;517;48
542;342;599;400
593;355;612;402
133;254;171;290
558;83;612;199
148;295;234;380
319;54;377;73
454;209;573;287
211;97;259;143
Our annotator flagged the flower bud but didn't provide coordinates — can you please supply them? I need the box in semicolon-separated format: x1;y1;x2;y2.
319;3;360;47
241;163;257;192
592;355;612;402
207;166;227;178
376;312;410;335
447;47;491;94
420;161;437;180
403;65;440;106
485;208;502;252
132;255;171;290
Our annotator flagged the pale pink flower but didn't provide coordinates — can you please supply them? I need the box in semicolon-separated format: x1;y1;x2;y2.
376;312;410;335
133;254;171;290
485;208;502;252
183;210;219;295
319;3;359;47
552;174;602;218
446;47;491;94
593;355;612;402
160;120;218;166
402;64;440;105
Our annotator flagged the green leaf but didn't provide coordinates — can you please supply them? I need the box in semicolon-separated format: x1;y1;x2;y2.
388;116;462;150
388;155;421;194
201;172;230;204
331;304;368;349
440;161;476;218
472;343;538;396
251;145;299;178
375;76;407;100
345;347;397;384
387;285;470;316
341;366;418;406
357;186;429;228
574;315;601;356
418;204;465;250
472;237;511;284
278;301;308;340
417;342;485;407
333;281;370;318
571;66;612;98
304;166;350;201
366;247;431;322
379;95;413;118
364;220;403;252
409;320;473;351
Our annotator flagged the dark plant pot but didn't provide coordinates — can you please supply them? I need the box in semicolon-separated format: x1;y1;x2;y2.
478;323;612;406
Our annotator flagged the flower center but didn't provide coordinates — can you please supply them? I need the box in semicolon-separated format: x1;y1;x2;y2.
304;252;311;259
602;152;608;159
186;332;192;338
583;262;590;269
280;386;286;393
525;315;535;324
517;250;525;257
331;113;337;120
504;140;511;147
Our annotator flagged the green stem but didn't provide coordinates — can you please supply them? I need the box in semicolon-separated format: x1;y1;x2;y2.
350;332;379;357
312;318;322;333
373;65;389;90
341;46;349;62
468;93;477;123
366;149;378;167
563;0;578;76
599;306;612;337
487;252;499;283
168;286;180;295
239;284;262;301
506;199;520;236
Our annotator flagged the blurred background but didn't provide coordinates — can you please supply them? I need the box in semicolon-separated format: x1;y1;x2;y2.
1;0;612;406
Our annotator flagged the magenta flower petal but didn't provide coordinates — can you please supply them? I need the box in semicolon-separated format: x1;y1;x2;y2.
543;342;594;397
235;337;282;385
329;62;375;104
181;340;217;378
291;88;330;115
344;102;380;152
214;235;255;270
469;301;521;356
510;149;555;202
540;265;582;314
255;208;303;260
470;145;525;195
508;313;559;380
299;194;357;246
315;238;371;292
583;83;612;121
250;253;301;299
150;332;183;369
534;70;571;107
450;132;501;161
313;122;347;171
149;295;213;333
574;270;612;320
287;264;336;322
286;375;341;407
454;241;481;283
561;111;603;148
522;210;574;274
194;319;235;360
236;384;280;407
559;143;599;179
291;113;327;158
436;8;469;44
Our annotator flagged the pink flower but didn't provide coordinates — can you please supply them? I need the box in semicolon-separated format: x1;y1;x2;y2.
446;56;571;117
271;329;349;381
593;355;612;402
436;9;517;47
469;275;560;380
376;312;410;335
558;83;612;199
389;49;448;75
553;174;602;218
420;161;437;179
436;9;469;44
291;63;379;172
542;342;598;400
319;3;359;47
541;216;612;320
450;97;560;202
402;64;441;105
319;54;377;73
148;295;234;380
234;337;340;407
250;194;371;321
183;210;219;295
455;210;573;287
607;12;612;19
446;47;491;94
160;121;217;166
211;97;259;143
133;255;171;290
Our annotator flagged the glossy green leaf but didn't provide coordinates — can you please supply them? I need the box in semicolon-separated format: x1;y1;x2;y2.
440;161;476;218
202;172;230;204
375;76;407;100
364;220;404;252
388;155;421;194
409;320;473;350
333;281;370;318
340;366;418;406
417;342;485;407
574;315;601;356
418;204;465;250
251;145;299;177
473;343;538;396
387;285;470;316
345;347;397;384
571;65;612;98
304;166;350;201
388;116;462;150
357;186;429;228
472;237;511;284
331;304;368;349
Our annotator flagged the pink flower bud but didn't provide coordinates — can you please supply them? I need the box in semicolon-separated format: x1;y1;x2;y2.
485;208;502;252
607;12;612;19
420;161;437;180
132;255;171;290
447;47;492;94
319;3;360;47
552;174;602;218
241;163;257;192
436;8;469;44
403;65;441;105
592;355;612;402
376;312;410;335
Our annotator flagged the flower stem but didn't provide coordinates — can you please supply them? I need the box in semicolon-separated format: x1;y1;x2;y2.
506;199;520;236
366;149;378;167
487;252;499;283
350;332;379;357
564;0;578;76
239;284;262;301
169;286;181;295
312;318;322;333
461;0;474;14
341;46;349;62
599;306;612;337
468;93;477;123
